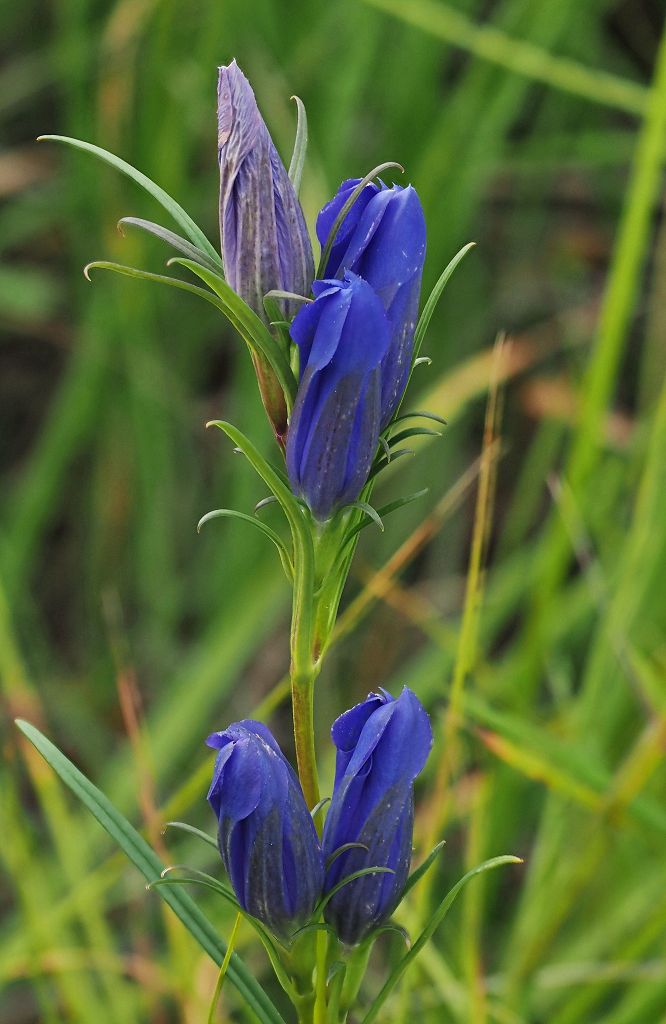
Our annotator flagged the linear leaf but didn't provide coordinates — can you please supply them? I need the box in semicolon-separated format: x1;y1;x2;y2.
413;241;476;364
402;840;446;896
288;96;308;195
197;508;293;578
118;217;222;275
38;135;222;267
360;855;521;1024
14;719;287;1024
170;259;297;409
317;161;404;276
163;821;218;850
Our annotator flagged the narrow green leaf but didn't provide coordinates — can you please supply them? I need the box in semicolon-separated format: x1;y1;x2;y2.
14;719;287;1024
197;508;293;578
317;867;395;913
345;501;385;532
163;821;218;850
360;855;521;1024
402;840;446;896
170;259;297;409
310;796;331;819
317;161;404;276
206;423;314;581
118;217;222;275
412;241;476;364
326;843;369;870
387;426;443;446
208;913;242;1024
152;877;298;1000
288;95;308;195
368;448;415;480
38;135;222;267
341;489;429;549
390;410;448;428
264;289;312;305
255;496;279;514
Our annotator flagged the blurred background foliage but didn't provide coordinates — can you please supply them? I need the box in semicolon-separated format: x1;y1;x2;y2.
2;0;666;1021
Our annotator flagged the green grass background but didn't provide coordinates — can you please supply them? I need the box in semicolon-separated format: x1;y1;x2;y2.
2;0;666;1021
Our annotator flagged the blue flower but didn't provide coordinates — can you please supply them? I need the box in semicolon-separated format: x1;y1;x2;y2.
317;180;426;426
321;688;432;945
206;720;324;942
286;272;391;521
217;61;314;440
218;61;313;315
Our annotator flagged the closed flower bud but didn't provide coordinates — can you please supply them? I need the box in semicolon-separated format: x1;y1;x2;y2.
317;180;426;426
218;61;314;439
206;720;324;942
321;688;432;945
286;272;391;521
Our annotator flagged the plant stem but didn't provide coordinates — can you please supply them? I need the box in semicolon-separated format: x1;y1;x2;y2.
291;666;320;811
290;517;320;810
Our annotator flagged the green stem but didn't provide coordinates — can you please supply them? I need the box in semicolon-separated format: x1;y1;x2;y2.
313;929;329;1024
290;519;320;810
340;942;372;1015
291;667;320;811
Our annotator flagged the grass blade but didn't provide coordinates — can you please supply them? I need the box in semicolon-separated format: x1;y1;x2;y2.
37;135;222;267
360;856;521;1023
14;719;287;1024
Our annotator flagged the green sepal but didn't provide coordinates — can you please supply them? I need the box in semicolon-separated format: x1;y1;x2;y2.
344;501;385;532
38;134;222;268
340;489;429;550
412;241;475;365
359;855;522;1024
163;821;218;850
385;426;443;447
152;875;298;1001
326;842;369;870
255;495;280;514
288;96;308;196
264;289;312;305
390;409;448;428
368;448;415;480
310;796;331;819
14;719;287;1024
148;865;235;900
401;840;446;897
317;161;404;276
315;867;395;914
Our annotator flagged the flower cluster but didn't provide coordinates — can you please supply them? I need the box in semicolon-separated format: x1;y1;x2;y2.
35;54;517;1024
207;688;432;946
217;61;427;520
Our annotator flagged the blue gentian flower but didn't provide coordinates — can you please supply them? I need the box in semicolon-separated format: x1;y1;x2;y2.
321;688;432;945
206;719;324;942
218;61;313;314
217;61;314;441
317;180;426;426
286;272;391;521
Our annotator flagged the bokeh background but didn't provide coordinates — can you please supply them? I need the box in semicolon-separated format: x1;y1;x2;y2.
2;0;666;1021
